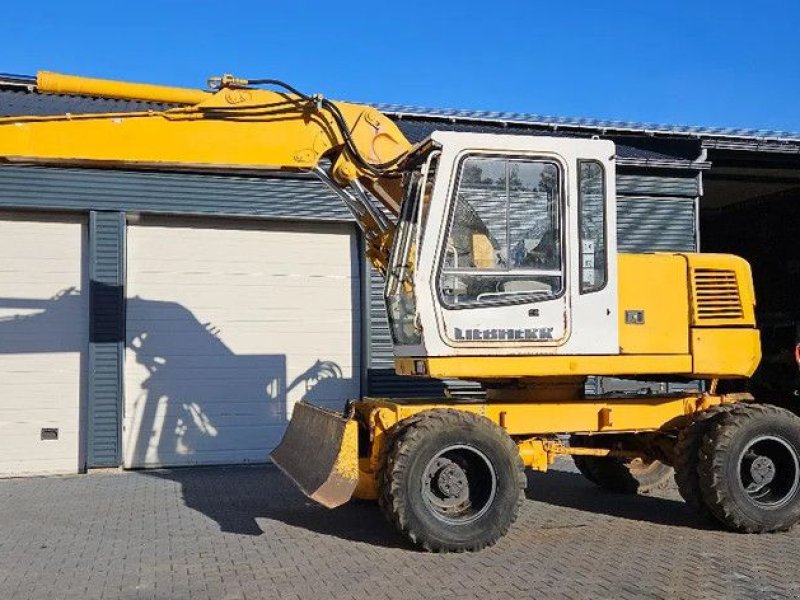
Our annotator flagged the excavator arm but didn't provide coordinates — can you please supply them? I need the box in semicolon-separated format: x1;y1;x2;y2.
0;71;413;272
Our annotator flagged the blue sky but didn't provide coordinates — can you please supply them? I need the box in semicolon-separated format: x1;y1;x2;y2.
3;1;799;131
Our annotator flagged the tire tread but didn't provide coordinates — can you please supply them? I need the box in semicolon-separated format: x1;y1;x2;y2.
697;403;800;533
378;409;525;552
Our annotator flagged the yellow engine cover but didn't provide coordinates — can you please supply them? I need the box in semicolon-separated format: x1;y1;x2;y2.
618;252;760;378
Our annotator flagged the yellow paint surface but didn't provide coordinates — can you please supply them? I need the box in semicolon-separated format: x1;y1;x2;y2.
357;393;724;437
618;254;689;355
692;328;761;378
396;354;692;379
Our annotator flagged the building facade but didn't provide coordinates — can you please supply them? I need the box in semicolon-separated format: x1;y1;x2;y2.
1;75;797;475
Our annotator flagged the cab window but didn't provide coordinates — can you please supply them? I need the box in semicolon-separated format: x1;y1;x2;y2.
578;160;607;293
439;155;563;307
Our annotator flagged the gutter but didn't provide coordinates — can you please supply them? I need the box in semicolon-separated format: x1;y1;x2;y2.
0;73;36;90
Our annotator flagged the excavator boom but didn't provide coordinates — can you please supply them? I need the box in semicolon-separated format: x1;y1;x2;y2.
0;71;412;272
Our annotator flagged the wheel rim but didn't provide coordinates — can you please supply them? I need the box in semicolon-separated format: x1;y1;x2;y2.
736;435;800;509
421;444;496;525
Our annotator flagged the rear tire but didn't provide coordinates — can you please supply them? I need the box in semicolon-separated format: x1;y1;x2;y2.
571;435;673;494
697;403;800;532
673;403;740;517
378;409;525;552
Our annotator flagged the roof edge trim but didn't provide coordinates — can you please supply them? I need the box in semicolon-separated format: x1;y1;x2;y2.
376;106;800;146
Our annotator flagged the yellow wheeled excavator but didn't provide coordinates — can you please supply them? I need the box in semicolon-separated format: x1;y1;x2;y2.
2;71;800;552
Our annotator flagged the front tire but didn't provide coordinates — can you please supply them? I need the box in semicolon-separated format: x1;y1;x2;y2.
698;403;800;532
378;409;525;552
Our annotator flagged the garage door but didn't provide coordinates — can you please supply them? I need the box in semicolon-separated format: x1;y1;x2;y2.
0;214;87;475
123;219;361;468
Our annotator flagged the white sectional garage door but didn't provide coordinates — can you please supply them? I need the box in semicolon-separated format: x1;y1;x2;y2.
123;218;361;468
0;214;87;476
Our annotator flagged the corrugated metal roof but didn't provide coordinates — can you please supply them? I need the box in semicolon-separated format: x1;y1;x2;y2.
376;103;800;145
0;87;171;116
393;119;698;162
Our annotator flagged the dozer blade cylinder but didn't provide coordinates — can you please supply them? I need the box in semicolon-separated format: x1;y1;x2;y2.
270;401;359;509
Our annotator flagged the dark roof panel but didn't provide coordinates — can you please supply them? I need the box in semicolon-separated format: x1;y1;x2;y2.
394;118;699;162
0;88;170;117
376;103;800;144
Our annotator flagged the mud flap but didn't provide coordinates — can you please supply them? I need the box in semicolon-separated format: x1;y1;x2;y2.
270;401;359;509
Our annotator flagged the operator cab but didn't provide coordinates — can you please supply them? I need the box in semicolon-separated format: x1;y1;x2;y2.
386;132;618;362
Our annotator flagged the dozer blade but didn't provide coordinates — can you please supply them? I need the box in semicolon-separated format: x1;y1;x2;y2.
270;401;359;509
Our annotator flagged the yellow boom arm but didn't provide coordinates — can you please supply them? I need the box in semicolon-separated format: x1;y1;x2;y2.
0;71;413;271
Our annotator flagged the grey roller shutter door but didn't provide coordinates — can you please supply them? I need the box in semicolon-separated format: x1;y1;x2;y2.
617;196;697;252
616;172;699;253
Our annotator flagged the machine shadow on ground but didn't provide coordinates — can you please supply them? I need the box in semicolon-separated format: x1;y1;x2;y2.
145;465;408;548
146;461;715;551
526;467;712;530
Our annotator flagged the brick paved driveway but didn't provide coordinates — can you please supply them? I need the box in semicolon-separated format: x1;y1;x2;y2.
1;458;799;600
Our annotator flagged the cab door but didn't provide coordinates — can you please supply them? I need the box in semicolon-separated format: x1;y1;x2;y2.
432;151;571;353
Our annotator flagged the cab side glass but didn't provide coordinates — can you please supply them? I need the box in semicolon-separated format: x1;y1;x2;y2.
578;161;607;293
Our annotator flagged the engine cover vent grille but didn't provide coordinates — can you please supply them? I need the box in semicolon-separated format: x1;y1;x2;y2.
692;268;744;321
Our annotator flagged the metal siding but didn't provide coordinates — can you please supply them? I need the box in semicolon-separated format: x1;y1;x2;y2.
0;166;349;221
616;173;699;197
366;265;483;398
88;211;125;467
617;196;697;252
368;265;393;370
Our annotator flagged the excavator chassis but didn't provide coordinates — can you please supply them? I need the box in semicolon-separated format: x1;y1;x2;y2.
345;391;737;498
271;389;800;551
